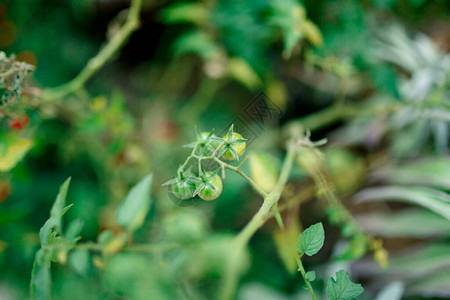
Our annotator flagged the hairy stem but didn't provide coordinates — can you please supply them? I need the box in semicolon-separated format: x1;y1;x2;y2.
41;0;143;101
295;254;317;300
217;142;296;300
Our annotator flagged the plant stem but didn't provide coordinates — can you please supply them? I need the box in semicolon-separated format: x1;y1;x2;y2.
217;142;296;300
41;0;143;101
42;241;178;253
295;254;317;300
213;156;268;197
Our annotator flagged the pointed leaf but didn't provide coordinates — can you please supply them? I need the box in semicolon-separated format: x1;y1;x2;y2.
211;136;226;143
65;219;84;241
206;168;220;180
297;222;325;256
186;176;202;183
193;183;205;197
326;270;364;300
183;142;198;148
116;174;153;233
327;270;364;300
195;126;202;139
162;178;178;186
227;146;240;161
50;178;71;233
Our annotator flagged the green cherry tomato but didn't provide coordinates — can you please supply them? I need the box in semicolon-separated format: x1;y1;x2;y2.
221;132;246;160
198;132;219;156
172;179;196;199
198;173;223;201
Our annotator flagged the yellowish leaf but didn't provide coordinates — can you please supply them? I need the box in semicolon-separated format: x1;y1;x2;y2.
249;152;279;194
227;58;262;90
0;137;33;171
302;20;323;47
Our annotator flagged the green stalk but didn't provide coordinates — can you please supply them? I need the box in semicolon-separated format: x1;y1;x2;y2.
295;254;317;300
216;142;296;300
42;0;143;101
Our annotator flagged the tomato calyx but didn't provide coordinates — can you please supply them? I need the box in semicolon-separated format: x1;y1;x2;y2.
184;128;218;156
162;170;197;199
188;168;222;200
212;125;247;161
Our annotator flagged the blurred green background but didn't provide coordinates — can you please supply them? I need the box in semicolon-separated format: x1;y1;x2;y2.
0;0;449;299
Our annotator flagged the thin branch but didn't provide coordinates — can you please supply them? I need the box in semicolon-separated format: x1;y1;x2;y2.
41;0;143;101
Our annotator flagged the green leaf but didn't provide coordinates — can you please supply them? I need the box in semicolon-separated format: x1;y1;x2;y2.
0;135;33;171
30;249;52;300
116;174;153;233
297;222;325;256
65;219;84;241
69;249;90;277
355;208;450;238
337;233;368;261
50;178;71;233
327;270;364;300
161;2;209;25
375;281;404;300
39;178;72;245
355;186;450;220
249;151;280;194
173;31;219;60
306;271;316;282
374;157;450;190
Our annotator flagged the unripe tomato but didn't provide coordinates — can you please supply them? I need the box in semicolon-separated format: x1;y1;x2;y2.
221;132;246;160
172;179;197;200
198;132;219;156
198;173;222;201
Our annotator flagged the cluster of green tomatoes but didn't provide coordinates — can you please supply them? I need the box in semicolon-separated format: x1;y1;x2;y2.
163;126;246;201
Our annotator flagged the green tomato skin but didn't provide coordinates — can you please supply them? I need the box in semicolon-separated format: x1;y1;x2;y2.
221;132;246;160
172;180;196;199
198;132;219;156
199;174;223;201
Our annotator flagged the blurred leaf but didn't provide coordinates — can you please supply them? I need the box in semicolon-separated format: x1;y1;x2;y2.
325;148;366;196
355;208;450;238
302;20;323;47
297;222;325;256
387;244;450;277
306;271;316;282
227;57;262;90
105;253;174;300
265;76;287;111
374;157;450;189
50;178;71;233
39;178;71;244
163;209;209;243
116;174;153;233
69;249;90;277
337;233;367;261
161;2;209;25
407;268;450;298
273;212;301;274
355;186;450;220
173;31;219;60
186;234;249;279
375;281;404;300
65;219;84;241
0;135;33;171
326;270;364;300
249;151;279;194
